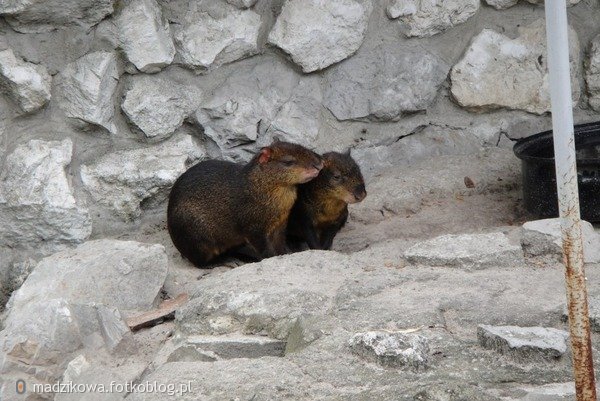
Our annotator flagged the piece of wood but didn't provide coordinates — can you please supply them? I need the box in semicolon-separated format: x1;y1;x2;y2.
126;293;189;331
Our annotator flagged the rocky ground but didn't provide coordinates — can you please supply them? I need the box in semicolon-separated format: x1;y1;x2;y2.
2;146;600;401
1;0;600;400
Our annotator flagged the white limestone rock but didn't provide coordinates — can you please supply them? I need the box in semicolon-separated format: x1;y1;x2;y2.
477;325;569;360
117;0;176;73
352;122;506;182
176;251;356;339
268;0;373;73
0;48;51;113
192;56;302;160
57;51;118;134
404;232;524;270
0;299;131;382
80;134;205;220
484;0;518;8
450;19;580;114
264;77;322;148
562;296;600;333
174;335;286;360
0;0;115;33
125;359;305;401
121;75;202;141
349;331;429;370
7;239;168;313
485;0;580;9
225;0;258;8
521;218;600;263
56;357;146;401
323;44;449;121
0;139;92;248
195;97;262;152
174;7;261;72
586;33;600;112
386;0;480;38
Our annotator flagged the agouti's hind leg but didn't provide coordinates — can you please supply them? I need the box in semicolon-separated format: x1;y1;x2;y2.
228;244;262;263
268;225;289;255
183;244;222;268
247;231;287;260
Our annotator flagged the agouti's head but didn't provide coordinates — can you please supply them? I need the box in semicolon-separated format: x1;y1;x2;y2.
255;141;324;184
315;151;366;204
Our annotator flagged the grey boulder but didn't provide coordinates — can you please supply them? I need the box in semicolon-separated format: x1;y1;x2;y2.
562;296;600;333
485;0;580;9
193;56;305;160
387;0;480;38
268;0;372;73
352;122;506;182
477;325;569;360
348;330;429;370
0;0;115;33
7;239;168;314
0;48;51;113
0;299;131;383
57;51;119;134
521;218;600;263
56;355;146;401
264;77;322;148
126;359;306;401
117;0;175;73
451;19;580;114
225;0;258;8
484;0;520;7
121;75;202;141
174;7;261;73
586;33;600;112
170;335;286;360
80;134;205;221
176;251;356;339
404;232;524;270
0;139;92;249
323;44;449;121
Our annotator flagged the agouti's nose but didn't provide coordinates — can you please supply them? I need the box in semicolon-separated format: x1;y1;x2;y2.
353;184;366;201
313;160;324;171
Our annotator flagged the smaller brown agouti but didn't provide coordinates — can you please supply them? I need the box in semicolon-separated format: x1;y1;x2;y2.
167;140;323;267
287;150;366;250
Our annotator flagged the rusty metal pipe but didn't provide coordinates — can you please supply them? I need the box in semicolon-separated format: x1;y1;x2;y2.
544;1;596;399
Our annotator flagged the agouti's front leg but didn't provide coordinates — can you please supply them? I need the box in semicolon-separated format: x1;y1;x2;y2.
268;225;289;256
249;227;288;259
301;220;322;250
320;226;338;250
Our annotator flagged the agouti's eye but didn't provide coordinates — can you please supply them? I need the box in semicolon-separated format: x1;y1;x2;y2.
333;174;342;181
282;159;295;166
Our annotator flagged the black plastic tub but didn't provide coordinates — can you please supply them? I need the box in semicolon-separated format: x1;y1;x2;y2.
513;121;600;222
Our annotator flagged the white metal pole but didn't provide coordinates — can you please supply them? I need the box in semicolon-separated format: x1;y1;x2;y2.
544;1;596;399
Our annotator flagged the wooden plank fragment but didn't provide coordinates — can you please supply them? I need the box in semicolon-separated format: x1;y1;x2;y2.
126;293;189;331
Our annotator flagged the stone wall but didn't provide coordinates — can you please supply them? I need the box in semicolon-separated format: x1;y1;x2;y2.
1;0;599;304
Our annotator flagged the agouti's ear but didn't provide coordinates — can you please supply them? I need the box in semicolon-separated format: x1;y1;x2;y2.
258;147;272;164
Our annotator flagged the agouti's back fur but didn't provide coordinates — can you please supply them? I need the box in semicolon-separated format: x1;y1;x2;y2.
287;151;366;250
167;141;323;267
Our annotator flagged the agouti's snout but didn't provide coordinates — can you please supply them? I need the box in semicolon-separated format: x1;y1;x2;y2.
301;159;324;182
353;184;367;203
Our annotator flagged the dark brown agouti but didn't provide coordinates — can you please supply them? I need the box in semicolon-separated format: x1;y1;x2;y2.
287;151;366;250
167;141;324;267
